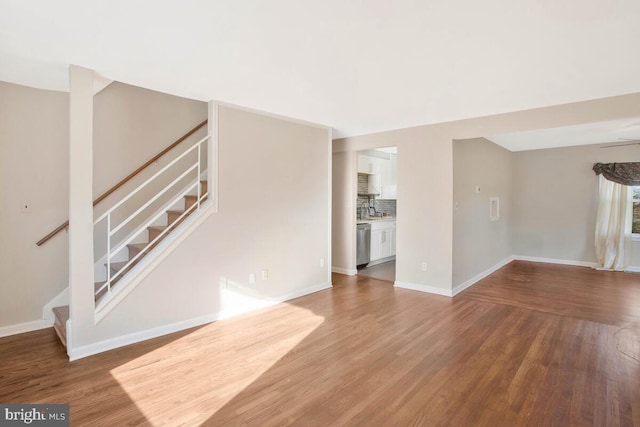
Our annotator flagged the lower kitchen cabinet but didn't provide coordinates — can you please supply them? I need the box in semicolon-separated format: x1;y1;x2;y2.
370;221;396;262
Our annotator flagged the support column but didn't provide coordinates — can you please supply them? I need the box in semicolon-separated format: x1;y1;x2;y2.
68;65;94;355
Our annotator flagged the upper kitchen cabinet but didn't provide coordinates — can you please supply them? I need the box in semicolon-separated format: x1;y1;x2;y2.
357;154;382;175
358;149;397;199
380;153;397;200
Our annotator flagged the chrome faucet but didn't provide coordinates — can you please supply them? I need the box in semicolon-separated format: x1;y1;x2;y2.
358;200;368;219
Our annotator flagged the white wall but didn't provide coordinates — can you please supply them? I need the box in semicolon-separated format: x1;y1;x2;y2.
453;138;512;287
513;142;640;266
333;92;640;294
70;104;331;352
0;82;69;328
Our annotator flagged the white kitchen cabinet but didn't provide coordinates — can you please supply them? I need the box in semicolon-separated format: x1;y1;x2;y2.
370;229;383;260
369;221;396;262
379;153;397;200
357;154;382;175
390;228;396;256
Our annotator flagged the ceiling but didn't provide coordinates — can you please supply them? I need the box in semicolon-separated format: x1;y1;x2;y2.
2;0;640;139
487;117;640;152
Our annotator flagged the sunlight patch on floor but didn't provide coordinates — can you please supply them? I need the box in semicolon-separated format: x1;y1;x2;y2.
109;303;325;426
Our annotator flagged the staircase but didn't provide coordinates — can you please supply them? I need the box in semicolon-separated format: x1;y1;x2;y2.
94;180;208;301
37;120;210;350
53;182;207;344
52;305;69;348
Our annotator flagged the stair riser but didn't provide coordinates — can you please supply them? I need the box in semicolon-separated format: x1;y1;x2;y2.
184;196;198;210
184;194;208;210
167;211;183;224
53;319;66;348
52;306;69;348
148;228;164;241
128;246;143;258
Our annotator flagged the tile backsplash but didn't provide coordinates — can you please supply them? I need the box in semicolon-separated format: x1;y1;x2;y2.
357;173;396;217
357;174;369;194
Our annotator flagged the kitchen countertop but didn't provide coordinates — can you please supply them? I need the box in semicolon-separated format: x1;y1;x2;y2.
356;217;396;224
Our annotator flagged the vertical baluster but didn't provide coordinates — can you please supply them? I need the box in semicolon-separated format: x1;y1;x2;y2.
197;140;201;209
106;214;111;293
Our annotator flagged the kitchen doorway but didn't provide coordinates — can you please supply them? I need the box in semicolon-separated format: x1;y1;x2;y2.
356;146;397;283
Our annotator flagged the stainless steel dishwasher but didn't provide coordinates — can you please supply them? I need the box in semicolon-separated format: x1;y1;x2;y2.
356;223;371;268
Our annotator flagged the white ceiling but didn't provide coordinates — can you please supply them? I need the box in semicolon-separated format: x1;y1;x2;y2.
2;0;640;139
487;117;640;151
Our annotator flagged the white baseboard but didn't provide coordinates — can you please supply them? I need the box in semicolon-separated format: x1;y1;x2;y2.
452;256;514;296
332;267;357;276
277;282;332;301
394;281;453;297
0;287;70;338
68;281;332;361
513;255;598;268
0;319;52;338
625;266;640;273
68;313;218;361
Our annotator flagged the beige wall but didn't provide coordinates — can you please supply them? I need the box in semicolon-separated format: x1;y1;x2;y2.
331;151;356;273
93;82;207;197
0;80;209;330
72;104;332;348
453;138;512;287
513;142;640;266
333;92;640;293
0;82;69;327
2;80;330;345
92;83;207;261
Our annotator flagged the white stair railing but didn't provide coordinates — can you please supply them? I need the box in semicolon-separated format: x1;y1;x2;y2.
93;134;209;300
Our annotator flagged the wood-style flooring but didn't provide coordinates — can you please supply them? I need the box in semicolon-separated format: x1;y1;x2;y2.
357;260;396;282
1;261;639;426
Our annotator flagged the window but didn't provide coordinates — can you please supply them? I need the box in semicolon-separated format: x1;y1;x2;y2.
633;186;640;235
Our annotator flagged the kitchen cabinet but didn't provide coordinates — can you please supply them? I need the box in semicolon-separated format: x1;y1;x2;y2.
370;220;396;262
380;153;397;200
358;152;396;198
390;228;396;256
357;154;382;175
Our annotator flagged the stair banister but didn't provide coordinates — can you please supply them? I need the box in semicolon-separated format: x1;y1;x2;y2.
95;135;207;296
35;119;208;246
93;136;206;226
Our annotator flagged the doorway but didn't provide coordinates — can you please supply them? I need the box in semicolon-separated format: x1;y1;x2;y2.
355;146;397;283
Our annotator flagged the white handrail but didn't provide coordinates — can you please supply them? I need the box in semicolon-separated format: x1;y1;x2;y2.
109;181;199;257
94;135;208;225
110;163;198;236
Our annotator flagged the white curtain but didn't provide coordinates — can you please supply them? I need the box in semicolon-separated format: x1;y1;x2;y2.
594;175;632;270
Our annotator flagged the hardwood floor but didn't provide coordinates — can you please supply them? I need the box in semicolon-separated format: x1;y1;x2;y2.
1;261;639;426
357;260;396;282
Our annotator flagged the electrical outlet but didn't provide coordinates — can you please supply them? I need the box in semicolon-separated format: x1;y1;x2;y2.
249;273;256;284
21;201;32;213
261;270;268;280
421;262;427;271
475;186;481;194
320;258;325;267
